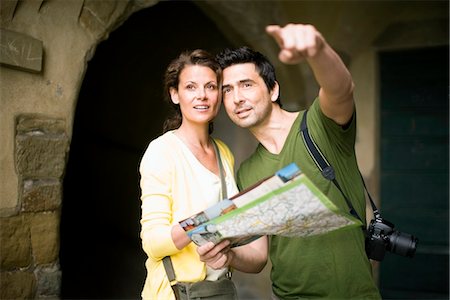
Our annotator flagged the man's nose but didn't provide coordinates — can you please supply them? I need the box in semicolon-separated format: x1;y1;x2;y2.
232;88;243;104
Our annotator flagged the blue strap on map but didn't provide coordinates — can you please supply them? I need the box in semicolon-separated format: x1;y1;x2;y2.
276;163;301;182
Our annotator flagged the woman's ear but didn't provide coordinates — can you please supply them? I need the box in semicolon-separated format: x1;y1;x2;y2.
170;88;179;104
270;81;280;102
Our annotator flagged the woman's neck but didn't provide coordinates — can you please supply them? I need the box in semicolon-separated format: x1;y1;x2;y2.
175;123;211;149
174;123;219;176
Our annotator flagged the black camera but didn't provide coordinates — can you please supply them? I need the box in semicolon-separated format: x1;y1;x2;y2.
365;217;418;261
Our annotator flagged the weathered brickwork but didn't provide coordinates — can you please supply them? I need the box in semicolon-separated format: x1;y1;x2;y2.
0;215;32;269
0;271;36;299
22;179;61;212
16;116;68;179
0;115;68;298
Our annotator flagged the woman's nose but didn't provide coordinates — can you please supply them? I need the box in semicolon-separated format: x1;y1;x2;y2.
196;88;206;99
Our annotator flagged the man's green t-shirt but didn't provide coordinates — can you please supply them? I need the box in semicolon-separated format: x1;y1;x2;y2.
237;100;381;299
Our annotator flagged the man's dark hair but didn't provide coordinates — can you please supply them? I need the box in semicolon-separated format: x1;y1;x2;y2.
216;46;281;106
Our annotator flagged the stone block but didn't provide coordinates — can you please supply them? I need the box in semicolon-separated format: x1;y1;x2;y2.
0;28;43;73
79;0;118;34
16;134;69;178
29;211;60;265
0;0;18;23
15;115;68;178
0;271;35;300
0;215;32;269
35;264;61;298
22;179;61;212
16;117;66;135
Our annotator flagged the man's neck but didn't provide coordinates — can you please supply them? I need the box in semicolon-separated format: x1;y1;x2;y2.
250;108;299;155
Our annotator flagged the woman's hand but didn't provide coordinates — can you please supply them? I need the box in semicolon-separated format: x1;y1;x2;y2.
197;240;234;269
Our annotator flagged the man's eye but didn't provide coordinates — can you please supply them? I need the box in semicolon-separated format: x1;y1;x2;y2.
223;87;231;94
243;82;252;88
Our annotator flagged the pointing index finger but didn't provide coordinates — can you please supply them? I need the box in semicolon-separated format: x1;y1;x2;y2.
266;25;283;48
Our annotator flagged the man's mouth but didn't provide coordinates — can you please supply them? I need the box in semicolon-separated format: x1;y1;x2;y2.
235;106;252;117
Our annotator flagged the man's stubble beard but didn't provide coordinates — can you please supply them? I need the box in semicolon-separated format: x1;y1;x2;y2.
226;102;272;130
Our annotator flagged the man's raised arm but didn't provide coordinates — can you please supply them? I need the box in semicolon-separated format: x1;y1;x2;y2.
266;23;354;125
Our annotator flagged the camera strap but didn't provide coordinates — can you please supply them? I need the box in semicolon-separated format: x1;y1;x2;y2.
300;109;380;222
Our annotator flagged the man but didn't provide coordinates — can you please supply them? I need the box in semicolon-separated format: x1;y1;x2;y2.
198;23;381;299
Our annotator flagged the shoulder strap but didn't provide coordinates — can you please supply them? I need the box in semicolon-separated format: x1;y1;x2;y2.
300;110;379;221
212;139;228;199
162;256;182;299
162;256;177;283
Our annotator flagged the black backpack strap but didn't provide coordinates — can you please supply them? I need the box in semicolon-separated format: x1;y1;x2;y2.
300;111;336;181
300;110;364;221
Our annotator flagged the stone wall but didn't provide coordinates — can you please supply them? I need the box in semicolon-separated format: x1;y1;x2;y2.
0;115;68;298
0;0;157;297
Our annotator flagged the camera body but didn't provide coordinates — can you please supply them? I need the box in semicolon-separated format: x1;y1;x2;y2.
365;217;418;261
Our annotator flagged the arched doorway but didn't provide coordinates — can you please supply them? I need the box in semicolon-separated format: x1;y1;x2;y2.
60;1;234;298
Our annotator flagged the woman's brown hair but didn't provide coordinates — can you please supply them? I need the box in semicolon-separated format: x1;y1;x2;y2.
162;49;222;134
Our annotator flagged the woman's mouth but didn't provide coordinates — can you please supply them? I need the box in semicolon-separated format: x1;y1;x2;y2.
194;105;209;110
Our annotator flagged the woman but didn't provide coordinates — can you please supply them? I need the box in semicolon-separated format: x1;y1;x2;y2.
139;49;239;299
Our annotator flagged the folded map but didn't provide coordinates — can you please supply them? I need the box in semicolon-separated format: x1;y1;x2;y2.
179;163;361;247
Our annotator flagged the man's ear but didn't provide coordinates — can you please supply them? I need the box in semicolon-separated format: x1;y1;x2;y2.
170;88;179;104
270;81;280;102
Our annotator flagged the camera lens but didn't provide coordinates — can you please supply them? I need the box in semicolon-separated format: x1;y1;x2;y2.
389;231;418;257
